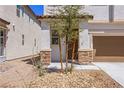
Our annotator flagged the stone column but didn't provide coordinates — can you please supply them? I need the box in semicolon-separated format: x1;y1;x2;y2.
40;49;51;65
78;49;93;64
78;27;93;64
40;20;51;65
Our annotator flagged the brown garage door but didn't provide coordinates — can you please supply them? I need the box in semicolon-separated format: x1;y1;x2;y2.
93;36;124;56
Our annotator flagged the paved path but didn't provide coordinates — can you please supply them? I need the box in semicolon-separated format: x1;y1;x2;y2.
93;62;124;87
48;63;99;70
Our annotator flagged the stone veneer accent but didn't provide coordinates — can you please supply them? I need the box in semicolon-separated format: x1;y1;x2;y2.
78;49;93;64
40;49;51;65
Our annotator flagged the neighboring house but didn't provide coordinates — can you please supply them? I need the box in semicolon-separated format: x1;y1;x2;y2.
0;5;51;64
42;5;124;64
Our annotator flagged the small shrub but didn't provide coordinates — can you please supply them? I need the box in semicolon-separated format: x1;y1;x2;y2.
65;64;74;74
70;64;74;73
32;55;46;77
35;60;46;77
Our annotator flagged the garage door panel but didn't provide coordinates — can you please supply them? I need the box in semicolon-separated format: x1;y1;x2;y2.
93;36;124;56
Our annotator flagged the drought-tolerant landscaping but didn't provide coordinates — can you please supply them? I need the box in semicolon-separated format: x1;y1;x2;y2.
29;70;122;88
0;60;122;88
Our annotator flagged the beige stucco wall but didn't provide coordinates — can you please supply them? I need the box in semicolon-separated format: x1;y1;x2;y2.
84;5;124;22
114;5;124;21
84;5;109;21
0;5;47;60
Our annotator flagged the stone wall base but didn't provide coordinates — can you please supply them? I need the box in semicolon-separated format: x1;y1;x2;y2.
40;49;51;65
78;49;93;64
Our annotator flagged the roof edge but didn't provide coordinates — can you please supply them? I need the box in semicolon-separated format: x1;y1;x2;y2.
24;5;37;18
0;18;10;25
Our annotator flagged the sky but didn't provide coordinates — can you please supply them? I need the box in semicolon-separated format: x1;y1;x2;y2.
29;5;44;15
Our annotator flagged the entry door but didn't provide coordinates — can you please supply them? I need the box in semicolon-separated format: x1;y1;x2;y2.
51;33;66;62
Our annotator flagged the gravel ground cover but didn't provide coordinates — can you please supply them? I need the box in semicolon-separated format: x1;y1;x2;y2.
29;70;122;88
0;60;122;88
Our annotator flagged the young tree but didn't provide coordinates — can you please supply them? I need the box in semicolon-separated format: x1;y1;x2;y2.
48;5;93;73
57;5;86;72
50;18;66;73
48;6;67;73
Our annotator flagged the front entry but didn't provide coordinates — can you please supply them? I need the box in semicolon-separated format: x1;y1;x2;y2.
51;29;78;62
51;32;66;62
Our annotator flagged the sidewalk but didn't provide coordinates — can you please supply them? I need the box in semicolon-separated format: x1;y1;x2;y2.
47;63;100;70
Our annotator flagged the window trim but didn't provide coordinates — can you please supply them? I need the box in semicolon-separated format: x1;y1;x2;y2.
22;34;24;46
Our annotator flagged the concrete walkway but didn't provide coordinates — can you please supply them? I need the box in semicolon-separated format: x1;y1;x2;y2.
93;62;124;87
48;63;99;70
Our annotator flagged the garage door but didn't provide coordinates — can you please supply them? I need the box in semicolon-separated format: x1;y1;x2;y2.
93;36;124;56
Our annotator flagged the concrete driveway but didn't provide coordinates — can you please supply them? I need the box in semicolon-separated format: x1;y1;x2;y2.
93;62;124;87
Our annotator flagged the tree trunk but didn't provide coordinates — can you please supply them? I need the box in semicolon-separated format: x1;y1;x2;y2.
71;39;76;72
66;44;68;67
65;36;69;73
58;35;63;73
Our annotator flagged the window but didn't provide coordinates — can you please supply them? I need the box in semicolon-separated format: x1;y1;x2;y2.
52;32;58;45
21;7;24;17
0;28;5;56
52;37;58;44
0;30;4;45
16;5;20;17
34;38;36;47
22;34;24;45
29;16;30;22
0;31;3;36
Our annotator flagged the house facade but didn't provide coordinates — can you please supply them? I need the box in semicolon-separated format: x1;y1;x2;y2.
0;5;51;64
43;5;124;64
1;5;124;65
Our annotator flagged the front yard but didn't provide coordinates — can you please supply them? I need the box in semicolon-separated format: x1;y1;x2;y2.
29;70;122;88
0;60;122;88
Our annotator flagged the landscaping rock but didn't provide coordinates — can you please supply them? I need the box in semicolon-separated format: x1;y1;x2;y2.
29;70;122;88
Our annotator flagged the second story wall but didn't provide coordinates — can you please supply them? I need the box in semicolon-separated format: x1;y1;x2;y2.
114;5;124;21
44;5;124;22
84;5;109;21
84;5;124;22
